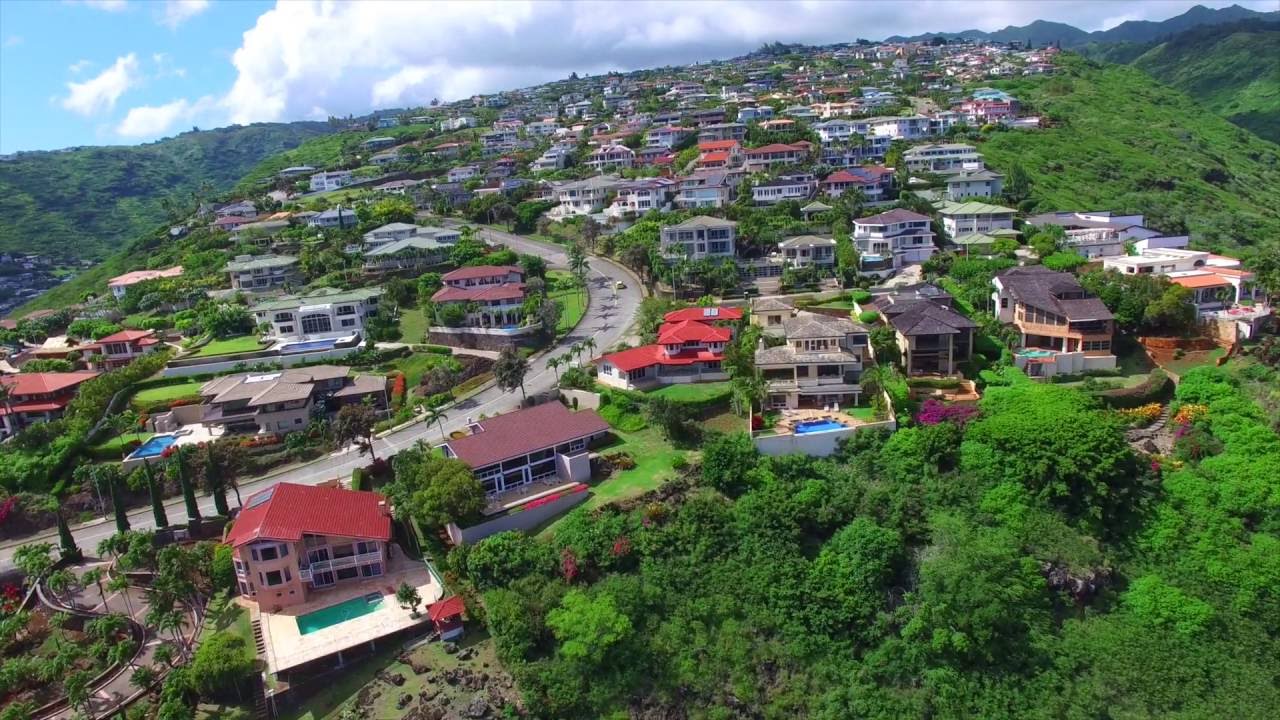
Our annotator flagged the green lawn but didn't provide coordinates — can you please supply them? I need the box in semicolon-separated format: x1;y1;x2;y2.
132;379;205;406
646;381;733;404
89;432;154;455
814;300;857;311
192;335;267;357
388;352;451;388
1161;346;1227;378
847;406;878;421
398;307;429;344
546;270;587;335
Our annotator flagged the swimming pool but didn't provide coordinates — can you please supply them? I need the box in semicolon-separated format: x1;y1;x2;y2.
1016;349;1056;359
794;419;847;434
296;592;385;635
278;338;338;354
129;434;178;459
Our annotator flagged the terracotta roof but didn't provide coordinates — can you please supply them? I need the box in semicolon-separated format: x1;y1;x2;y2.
0;400;69;416
697;140;740;152
224;483;393;548
441;265;522;282
746;143;805;155
95;329;156;344
108;266;183;287
1168;273;1235;289
1;371;99;396
657;320;732;344
432;283;525;303
699;151;730;163
428;595;466;622
444;403;608;468
663;306;743;323
597;345;723;373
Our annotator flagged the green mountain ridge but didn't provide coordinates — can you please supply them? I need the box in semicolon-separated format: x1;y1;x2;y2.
0;121;334;261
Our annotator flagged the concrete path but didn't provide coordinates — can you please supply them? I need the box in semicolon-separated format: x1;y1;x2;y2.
0;232;644;571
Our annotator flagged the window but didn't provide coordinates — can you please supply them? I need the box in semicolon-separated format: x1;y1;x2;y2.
233;560;245;576
340;318;356;328
360;563;383;578
356;541;379;555
238;581;251;595
336;305;356;316
279;325;294;334
301;313;333;334
274;312;295;323
264;570;284;586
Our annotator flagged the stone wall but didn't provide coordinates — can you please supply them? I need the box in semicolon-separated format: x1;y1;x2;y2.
427;325;541;351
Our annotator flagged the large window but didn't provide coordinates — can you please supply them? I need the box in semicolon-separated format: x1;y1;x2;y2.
274;312;295;323
264;570;284;586
301;313;333;334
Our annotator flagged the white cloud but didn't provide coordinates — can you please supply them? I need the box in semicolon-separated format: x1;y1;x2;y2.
60;53;139;116
69;59;94;74
160;0;210;29
222;0;1256;126
116;95;216;137
76;0;129;11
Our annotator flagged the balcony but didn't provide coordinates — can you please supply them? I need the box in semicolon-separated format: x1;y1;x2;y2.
297;549;383;583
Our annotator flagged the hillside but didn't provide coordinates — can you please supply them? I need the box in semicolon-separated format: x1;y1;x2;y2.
1129;21;1280;143
0;122;334;260
977;55;1280;251
887;3;1278;46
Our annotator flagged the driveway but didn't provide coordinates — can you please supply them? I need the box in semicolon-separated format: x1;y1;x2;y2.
0;231;644;571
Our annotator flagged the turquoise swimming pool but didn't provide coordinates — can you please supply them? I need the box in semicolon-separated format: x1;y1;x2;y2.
794;419;847;434
296;592;385;635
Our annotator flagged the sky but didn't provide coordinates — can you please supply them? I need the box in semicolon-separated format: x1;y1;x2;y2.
0;0;1272;153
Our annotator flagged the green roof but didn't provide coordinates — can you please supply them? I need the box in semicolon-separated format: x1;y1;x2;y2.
951;233;997;246
991;228;1021;237
936;200;1017;216
251;286;382;312
225;254;298;272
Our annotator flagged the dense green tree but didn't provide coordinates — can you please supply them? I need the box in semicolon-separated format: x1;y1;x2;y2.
546;588;633;666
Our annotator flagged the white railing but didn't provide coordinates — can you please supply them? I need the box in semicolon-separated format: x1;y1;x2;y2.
298;550;382;582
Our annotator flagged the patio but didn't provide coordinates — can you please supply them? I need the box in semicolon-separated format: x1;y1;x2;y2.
255;547;442;675
483;479;581;516
773;407;875;435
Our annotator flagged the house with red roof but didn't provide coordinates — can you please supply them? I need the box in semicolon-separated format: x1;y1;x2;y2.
225;483;394;608
107;266;183;299
430;265;526;328
821;166;894;201
0;370;99;438
88;328;163;369
696;140;743;169
744;142;811;171
595;306;741;390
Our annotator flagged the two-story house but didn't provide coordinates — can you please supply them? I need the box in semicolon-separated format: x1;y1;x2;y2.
676;171;736;209
902;143;982;172
645;126;691;149
744;143;810;171
852;209;936;277
877;285;977;376
225;483;393;608
226;254;301;293
107;266;183;299
777;235;836;270
1024;211;1183;259
447;165;480;183
253;287;383;343
0;371;100;438
91;329;163;369
550;175;622;218
941;168;1004;200
361;224;460;274
755;312;869;410
1102;248;1263;315
199;365;386;434
585;144;635;171
659;216;737;261
937;200;1016;237
752;177;813;205
307;207;358;230
992;266;1117;378
308;171;354;192
430;265;526;328
821;166;894;201
596;306;741;390
698;123;747;143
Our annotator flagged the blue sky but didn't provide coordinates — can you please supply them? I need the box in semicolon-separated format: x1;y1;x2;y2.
0;1;1273;154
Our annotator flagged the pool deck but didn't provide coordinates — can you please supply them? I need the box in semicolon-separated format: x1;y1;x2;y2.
774;408;871;435
255;549;442;674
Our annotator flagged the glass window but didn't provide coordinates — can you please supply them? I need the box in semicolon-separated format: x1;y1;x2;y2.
265;570;283;586
258;545;278;561
301;314;333;334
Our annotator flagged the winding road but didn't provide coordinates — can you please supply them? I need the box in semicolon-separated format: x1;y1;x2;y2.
1;229;644;570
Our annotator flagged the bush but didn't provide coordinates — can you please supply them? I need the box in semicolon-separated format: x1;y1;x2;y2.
850;290;872;304
350;467;366;491
212;545;236;593
411;344;454;355
858;310;881;324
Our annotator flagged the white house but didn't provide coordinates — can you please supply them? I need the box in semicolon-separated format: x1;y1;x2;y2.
659;216;737;261
309;171;354;193
903;143;982;172
447;165;480;183
852;208;936;277
777;235;837;269
585;144;635;171
752;177;812;205
937;201;1016;237
550;175;623;218
942;168;1004;200
1103;249;1263;315
252;287;383;343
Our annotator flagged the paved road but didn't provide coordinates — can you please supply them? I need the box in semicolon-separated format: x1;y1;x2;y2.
0;231;644;570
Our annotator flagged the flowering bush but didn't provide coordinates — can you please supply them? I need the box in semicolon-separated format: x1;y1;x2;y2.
1174;404;1208;426
915;399;979;426
1119;403;1163;427
391;373;407;408
0;496;18;525
168;398;198;409
611;536;632;558
0;583;21;615
239;434;281;449
561;547;579;583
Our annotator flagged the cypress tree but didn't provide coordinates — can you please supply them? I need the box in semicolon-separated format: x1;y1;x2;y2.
57;513;82;562
107;475;130;534
144;462;168;529
175;449;201;524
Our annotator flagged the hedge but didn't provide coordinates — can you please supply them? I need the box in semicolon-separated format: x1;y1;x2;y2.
850;290;872;304
858;310;881;324
350;467;366;491
411;344;454;355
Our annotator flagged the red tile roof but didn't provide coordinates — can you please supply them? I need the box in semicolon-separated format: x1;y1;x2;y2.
657;320;732;344
746;143;805;155
444;402;608;468
697;140;740;152
431;283;525;303
0;401;70;416
597;345;723;372
663;306;743;323
1;371;99;396
699;152;730;164
428;595;466;622
96;329;156;344
224;483;393;548
441;265;522;282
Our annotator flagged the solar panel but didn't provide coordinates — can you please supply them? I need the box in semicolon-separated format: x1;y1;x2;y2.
246;487;275;509
703;308;718;317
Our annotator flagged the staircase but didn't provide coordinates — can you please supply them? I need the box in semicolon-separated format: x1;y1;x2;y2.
1126;403;1173;453
250;618;270;719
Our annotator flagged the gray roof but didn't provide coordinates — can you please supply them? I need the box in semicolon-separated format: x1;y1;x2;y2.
225;254;298;272
783;311;866;340
755;344;861;366
365;236;453;256
945;168;1003;182
778;235;836;249
333;374;388;398
995;266;1114;321
251;287;381;312
887;299;976;336
751;297;794;313
801;201;832;212
669;215;737;230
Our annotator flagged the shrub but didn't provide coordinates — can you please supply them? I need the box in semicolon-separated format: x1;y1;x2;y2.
350;467;366;491
1118;403;1163;427
850;290;872;304
858;310;880;324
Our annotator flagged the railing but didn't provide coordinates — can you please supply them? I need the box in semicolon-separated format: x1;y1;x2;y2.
298;549;382;582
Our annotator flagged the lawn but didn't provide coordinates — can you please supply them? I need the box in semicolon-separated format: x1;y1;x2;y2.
398;307;429;344
89;432;154;455
1160;346;1227;378
132;379;205;406
814;300;858;311
646;381;733;404
546;270;587;335
389;351;452;388
192;335;267;357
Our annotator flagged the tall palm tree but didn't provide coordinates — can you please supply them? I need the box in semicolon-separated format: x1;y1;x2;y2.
581;337;597;361
570;342;583;365
422;407;449;441
547;355;562;380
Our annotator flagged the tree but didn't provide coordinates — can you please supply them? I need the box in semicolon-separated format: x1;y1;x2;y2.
548;355;563;380
417;272;444;302
568;242;590;297
581;337;597;360
396;582;423;617
82;567;108;609
808;519;903;639
520;253;548;279
384;444;485;528
494;346;529;400
546;589;633;666
170;445;201;525
102;469;131;533
1003;162;1031;206
56;511;82;562
64;669;96;718
190;632;255;700
700;432;759;495
536;297;563;338
1247;245;1280;300
193;440;245;513
335;403;380;461
422;406;449;441
645;396;691;440
142;462;169;529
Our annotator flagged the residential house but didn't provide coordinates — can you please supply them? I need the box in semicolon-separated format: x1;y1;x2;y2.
307;207;358;230
852;209;936;277
955;98;1019;124
1102;249;1263;315
606;178;675;219
676;170;735;209
212;216;252;232
107;266;183;299
90;329;163;369
369;150;400;167
225;483;393;609
753;177;812;205
659;216;737;261
447;165;480;183
744;143;809;171
941;168;1004;200
750;296;795;335
428;142;466;159
431;265;526;328
777;235;836;270
442;402;608;504
253;287;384;342
645;126;691;149
992;266;1117;378
737;106;774;123
432;182;473;208
697;139;743;168
937;200;1016;237
813;119;858;143
878;286;976;376
481;129;519;155
199;365;386;435
697;122;747;143
226;254;301;293
636;147;675;167
687;107;727;126
755;312;869;410
362;137;396;151
361;224;460;274
902;143;981;172
1024;211;1183;259
526;119;560;137
531;146;571;172
0;371;100;438
585;144;635;171
596;307;741;390
550;175;621;218
216;201;257;218
821;166;893;201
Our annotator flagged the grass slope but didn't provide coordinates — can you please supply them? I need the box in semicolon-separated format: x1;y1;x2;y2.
979;55;1280;251
0;122;332;260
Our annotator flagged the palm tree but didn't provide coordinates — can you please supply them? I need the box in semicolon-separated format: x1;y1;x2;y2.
108;573;136;620
82;568;108;610
581;337;597;361
548;355;563;380
731;375;768;418
570;342;584;365
494;346;529;401
422;406;449;441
